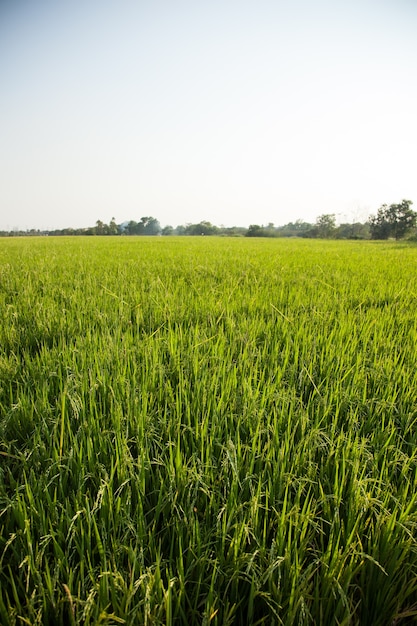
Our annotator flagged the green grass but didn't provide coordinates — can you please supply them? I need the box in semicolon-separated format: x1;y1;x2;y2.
1;236;417;625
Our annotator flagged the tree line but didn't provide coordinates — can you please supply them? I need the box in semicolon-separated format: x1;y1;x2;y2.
1;200;415;240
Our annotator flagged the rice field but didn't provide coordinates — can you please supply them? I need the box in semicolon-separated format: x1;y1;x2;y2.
1;236;417;625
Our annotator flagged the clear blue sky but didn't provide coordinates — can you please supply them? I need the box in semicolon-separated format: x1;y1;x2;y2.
1;0;416;230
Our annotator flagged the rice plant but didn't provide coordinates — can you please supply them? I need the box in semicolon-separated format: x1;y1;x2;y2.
0;236;417;625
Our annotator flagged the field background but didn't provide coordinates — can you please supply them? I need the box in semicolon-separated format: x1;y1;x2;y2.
1;236;417;625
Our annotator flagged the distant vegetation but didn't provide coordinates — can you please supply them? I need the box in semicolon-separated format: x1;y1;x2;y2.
1;200;415;240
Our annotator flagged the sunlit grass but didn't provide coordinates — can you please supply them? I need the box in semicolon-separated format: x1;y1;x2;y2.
1;236;417;624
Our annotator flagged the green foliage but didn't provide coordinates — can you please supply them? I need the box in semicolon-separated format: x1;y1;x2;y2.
369;199;416;240
183;221;219;236
335;222;370;240
247;224;266;237
1;237;417;624
314;214;336;238
246;223;277;237
125;217;161;236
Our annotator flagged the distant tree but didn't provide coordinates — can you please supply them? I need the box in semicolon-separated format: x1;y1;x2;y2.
316;214;336;238
95;220;105;235
185;221;218;236
276;220;312;237
246;225;265;237
264;223;277;237
126;220;139;235
108;217;119;235
162;225;174;236
219;226;247;237
246;224;278;237
369;200;416;240
335;222;370;240
138;216;161;235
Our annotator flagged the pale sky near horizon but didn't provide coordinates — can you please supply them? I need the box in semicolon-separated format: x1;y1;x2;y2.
1;0;416;231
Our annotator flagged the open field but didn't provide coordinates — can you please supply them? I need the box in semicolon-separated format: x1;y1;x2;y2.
1;236;417;625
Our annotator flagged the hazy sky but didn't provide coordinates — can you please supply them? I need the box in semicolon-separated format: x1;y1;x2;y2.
1;0;416;230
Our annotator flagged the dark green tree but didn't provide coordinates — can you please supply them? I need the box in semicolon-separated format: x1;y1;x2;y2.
369;200;416;240
138;216;161;235
95;220;105;235
316;214;336;238
335;222;370;240
246;225;265;237
108;217;119;235
126;220;138;235
185;221;218;236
